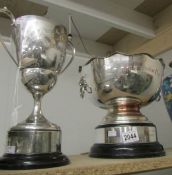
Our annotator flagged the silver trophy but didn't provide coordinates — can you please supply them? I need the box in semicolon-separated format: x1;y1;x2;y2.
0;7;75;169
79;52;165;158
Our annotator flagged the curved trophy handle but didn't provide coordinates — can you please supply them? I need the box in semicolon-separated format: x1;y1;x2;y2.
79;76;92;98
0;7;15;24
0;7;18;67
60;41;75;73
78;56;95;98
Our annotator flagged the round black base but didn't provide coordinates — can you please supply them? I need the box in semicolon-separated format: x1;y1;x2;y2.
90;142;165;158
0;152;69;170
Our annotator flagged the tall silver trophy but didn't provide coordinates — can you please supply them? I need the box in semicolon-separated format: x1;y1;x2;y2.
79;52;165;158
0;7;75;169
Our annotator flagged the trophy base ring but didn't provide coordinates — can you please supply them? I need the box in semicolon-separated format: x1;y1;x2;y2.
0;152;69;170
90;142;165;158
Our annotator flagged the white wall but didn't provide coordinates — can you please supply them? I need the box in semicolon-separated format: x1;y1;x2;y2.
0;44;172;174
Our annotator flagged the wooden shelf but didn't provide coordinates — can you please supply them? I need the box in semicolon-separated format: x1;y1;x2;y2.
0;148;172;175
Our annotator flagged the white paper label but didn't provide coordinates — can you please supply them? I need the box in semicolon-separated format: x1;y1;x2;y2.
121;128;139;143
108;129;117;137
6;146;16;154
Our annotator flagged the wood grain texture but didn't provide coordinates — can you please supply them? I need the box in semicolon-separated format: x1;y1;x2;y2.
0;148;171;175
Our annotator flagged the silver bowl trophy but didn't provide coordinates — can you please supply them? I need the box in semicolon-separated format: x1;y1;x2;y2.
79;52;165;158
0;7;75;169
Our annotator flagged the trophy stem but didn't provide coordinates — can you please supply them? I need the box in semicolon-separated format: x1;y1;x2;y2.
32;92;43;118
110;99;142;117
26;92;46;124
102;98;147;124
113;100;141;115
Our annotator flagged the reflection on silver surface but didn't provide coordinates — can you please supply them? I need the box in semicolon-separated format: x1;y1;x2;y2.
15;16;69;72
22;68;57;95
96;126;157;144
8;130;61;154
80;52;164;144
80;53;163;107
0;7;75;154
87;54;163;104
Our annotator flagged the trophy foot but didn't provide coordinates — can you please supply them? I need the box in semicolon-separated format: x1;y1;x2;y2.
90;142;165;158
0;152;69;170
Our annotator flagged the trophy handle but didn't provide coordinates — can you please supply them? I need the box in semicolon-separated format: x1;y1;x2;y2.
79;75;92;98
0;7;18;67
79;70;92;98
0;7;15;24
60;41;75;73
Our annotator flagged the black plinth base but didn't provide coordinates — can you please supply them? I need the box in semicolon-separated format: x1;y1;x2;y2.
0;152;69;170
90;142;165;158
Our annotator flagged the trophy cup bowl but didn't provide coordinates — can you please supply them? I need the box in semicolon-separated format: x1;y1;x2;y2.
79;52;165;158
0;7;75;169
